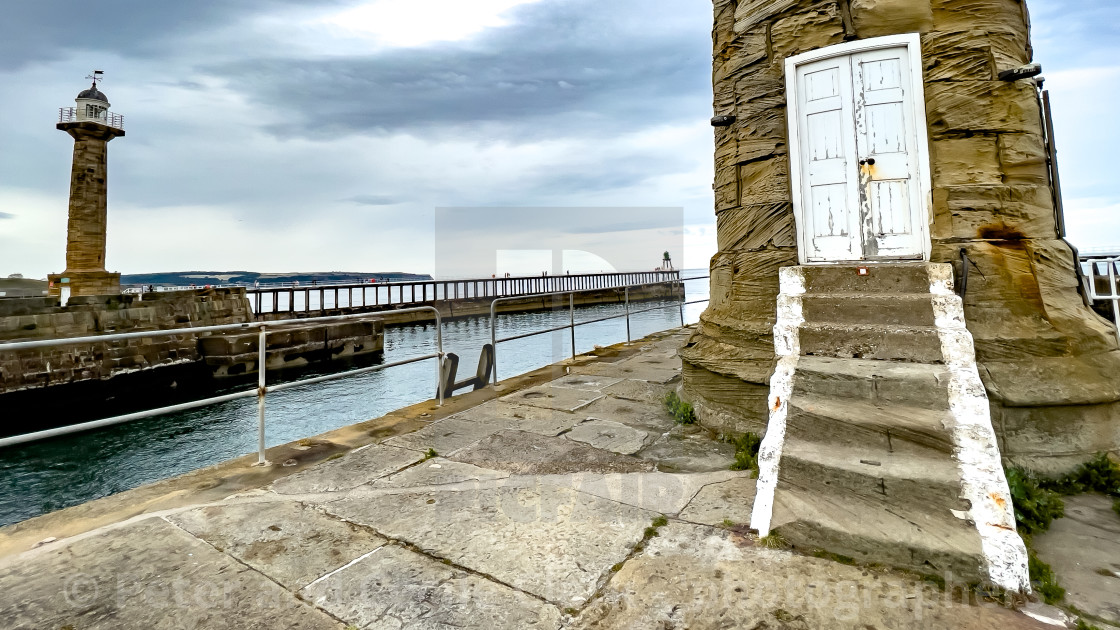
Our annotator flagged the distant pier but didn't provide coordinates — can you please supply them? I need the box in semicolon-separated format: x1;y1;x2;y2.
246;270;685;324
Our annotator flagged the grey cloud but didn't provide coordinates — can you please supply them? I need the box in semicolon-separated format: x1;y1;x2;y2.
0;0;343;69
0;212;14;219
347;195;399;206
208;0;711;141
433;207;683;236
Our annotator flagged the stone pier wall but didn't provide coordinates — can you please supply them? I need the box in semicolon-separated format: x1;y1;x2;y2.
0;289;252;394
683;0;1120;472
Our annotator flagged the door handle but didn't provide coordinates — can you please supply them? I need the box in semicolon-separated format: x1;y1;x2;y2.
859;158;876;166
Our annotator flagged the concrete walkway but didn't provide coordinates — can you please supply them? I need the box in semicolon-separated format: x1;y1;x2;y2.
0;328;1055;629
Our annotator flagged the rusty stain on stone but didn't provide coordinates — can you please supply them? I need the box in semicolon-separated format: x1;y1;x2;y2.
977;223;1026;241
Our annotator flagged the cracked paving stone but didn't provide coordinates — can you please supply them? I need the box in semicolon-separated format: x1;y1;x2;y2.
570;522;1051;630
548;374;624;391
0;519;341;630
451;400;585;437
319;483;655;605
637;434;738;473
167;501;386;590
501;384;603;412
677;476;758;526
579;395;676;433
270;444;423;494
564;418;657;455
1032;493;1120;625
383;413;520;455
300;544;563;630
538;470;746;515
600;379;675;404
450;430;654;475
371;458;510;488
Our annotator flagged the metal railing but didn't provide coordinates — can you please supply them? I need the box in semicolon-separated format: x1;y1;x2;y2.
489;276;710;381
58;106;125;130
245;270;682;316
0;274;710;456
0;308;446;456
1080;256;1120;345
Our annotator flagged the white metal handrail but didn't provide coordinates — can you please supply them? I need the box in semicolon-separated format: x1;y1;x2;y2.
58;106;125;130
488;276;710;381
1080;256;1120;345
0;308;446;456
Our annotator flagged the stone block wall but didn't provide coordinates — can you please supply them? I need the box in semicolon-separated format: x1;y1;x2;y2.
0;289;253;394
684;0;1120;471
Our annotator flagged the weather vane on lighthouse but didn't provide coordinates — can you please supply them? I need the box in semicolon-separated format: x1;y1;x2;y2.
85;70;104;86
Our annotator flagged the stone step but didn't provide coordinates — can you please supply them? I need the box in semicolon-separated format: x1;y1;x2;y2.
776;438;967;514
792;356;951;410
798;323;943;363
770;484;985;579
784;394;954;456
800;264;931;295
800;293;936;327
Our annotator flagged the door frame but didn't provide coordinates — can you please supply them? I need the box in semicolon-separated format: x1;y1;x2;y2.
785;33;932;265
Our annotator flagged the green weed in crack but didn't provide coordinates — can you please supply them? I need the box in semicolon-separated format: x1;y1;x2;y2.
662;391;697;425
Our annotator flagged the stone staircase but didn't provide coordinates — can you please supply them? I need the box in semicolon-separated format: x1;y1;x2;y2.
750;263;1030;591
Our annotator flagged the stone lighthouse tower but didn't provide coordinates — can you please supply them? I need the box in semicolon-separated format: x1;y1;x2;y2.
48;72;125;299
681;0;1120;591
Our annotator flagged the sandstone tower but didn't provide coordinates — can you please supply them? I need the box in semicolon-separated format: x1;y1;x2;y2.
682;0;1120;590
48;73;125;299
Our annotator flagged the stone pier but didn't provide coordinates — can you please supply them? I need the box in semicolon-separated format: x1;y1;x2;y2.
0;328;1068;629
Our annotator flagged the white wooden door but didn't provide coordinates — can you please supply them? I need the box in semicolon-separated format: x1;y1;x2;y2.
792;44;926;262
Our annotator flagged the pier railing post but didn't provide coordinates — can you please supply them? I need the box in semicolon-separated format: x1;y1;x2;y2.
569;293;575;359
624;287;631;344
679;277;685;326
256;325;269;466
490;301;499;383
435;311;445;406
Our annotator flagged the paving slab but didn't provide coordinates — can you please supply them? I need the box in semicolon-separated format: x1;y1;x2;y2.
1032;493;1120;625
301;544;563;630
500;384;603;412
0;518;342;630
449;429;654;475
537;471;744;515
167;501;386;590
383;413;519;455
572;361;681;384
600;378;675;404
571;522;1051;630
371;458;510;488
637;433;738;472
320;484;656;605
452;399;585;436
678;476;758;526
271;444;424;494
548;374;625;391
564;418;657;454
580;394;676;432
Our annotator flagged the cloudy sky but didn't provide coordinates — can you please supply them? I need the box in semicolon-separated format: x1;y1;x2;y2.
0;0;1117;279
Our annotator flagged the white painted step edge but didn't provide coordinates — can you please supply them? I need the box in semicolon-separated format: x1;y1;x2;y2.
751;266;804;536
927;262;1030;593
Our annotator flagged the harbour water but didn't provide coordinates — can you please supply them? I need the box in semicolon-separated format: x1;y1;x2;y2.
0;274;709;527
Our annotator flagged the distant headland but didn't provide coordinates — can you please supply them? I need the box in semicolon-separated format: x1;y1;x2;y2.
120;271;434;287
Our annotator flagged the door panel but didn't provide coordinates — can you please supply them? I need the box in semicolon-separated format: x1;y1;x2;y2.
797;57;860;261
853;47;924;259
791;41;927;262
